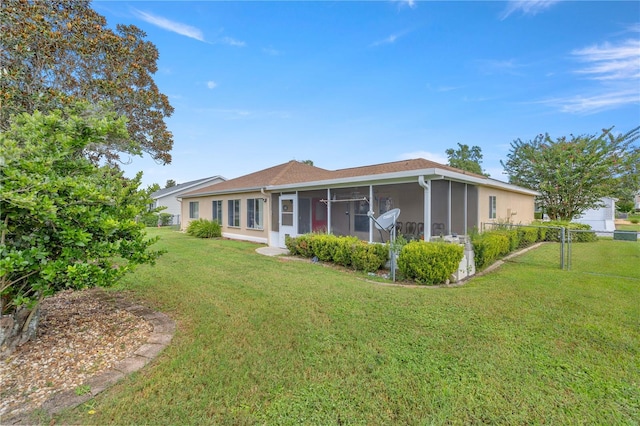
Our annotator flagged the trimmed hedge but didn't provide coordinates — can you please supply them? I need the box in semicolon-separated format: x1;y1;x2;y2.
473;221;598;270
397;241;464;285
352;241;389;273
141;213;159;227
471;232;511;271
285;234;388;272
532;220;597;242
186;219;221;238
518;227;539;248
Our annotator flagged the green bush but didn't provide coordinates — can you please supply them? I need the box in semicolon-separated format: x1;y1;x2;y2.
186;219;221;238
351;241;389;273
537;226;547;242
141;213;159;227
312;234;341;262
518;227;539;248
494;229;520;252
284;235;298;255
286;234;388;273
539;220;596;242
397;241;463;285
333;236;360;267
159;213;173;226
471;232;511;270
630;218;639;224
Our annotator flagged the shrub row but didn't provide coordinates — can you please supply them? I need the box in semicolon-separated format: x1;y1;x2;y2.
140;212;173;227
187;219;222;238
472;221;597;270
397;241;464;285
285;234;389;273
535;220;597;242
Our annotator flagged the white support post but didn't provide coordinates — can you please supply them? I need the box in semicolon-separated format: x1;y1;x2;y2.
326;188;331;234
464;183;468;235
369;185;374;243
419;176;431;241
447;181;452;235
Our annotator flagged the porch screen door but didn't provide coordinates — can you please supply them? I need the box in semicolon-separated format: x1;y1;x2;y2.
279;195;297;248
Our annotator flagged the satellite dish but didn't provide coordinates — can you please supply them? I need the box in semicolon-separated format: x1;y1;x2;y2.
373;208;401;230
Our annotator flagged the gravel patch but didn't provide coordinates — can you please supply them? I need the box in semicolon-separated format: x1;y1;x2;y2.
0;289;153;418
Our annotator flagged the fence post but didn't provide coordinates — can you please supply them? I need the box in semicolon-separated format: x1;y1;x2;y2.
560;227;565;270
567;230;572;271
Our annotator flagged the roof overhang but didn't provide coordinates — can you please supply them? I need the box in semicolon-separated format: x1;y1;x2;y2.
271;167;540;196
180;168;539;198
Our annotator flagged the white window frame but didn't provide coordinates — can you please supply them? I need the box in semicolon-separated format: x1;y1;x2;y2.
189;201;199;219
247;198;264;230
228;199;240;227
489;196;497;220
212;200;223;224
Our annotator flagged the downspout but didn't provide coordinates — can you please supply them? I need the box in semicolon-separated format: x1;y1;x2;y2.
418;176;431;241
261;188;270;246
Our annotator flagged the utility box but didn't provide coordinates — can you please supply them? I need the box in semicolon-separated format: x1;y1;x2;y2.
613;231;638;241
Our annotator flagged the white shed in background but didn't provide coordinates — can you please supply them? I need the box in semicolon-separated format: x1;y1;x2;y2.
573;197;616;232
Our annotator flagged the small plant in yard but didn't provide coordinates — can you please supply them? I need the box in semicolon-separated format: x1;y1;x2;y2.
186;219;221;238
74;385;91;396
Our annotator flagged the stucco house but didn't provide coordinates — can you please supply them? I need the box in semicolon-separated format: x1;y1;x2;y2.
151;176;226;225
180;159;539;248
572;197;616;232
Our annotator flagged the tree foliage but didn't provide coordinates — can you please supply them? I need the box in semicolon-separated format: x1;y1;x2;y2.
165;179;177;188
501;127;640;221
445;143;487;176
0;106;164;351
0;0;174;164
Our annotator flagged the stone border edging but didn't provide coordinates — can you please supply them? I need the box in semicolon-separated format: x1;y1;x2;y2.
4;291;175;425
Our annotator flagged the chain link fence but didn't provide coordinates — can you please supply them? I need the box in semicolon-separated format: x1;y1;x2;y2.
480;223;639;278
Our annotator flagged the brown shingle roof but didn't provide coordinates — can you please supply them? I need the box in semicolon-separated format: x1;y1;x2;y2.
332;158;486;179
184;161;334;196
182;158;487;197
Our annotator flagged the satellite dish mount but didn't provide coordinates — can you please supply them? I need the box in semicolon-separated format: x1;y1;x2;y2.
368;208;401;281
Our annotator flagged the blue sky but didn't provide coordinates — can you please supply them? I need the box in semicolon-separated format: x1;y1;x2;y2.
94;1;640;188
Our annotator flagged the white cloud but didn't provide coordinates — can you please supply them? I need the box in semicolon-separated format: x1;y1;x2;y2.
370;34;399;47
541;89;640;114
476;58;525;75
370;29;412;47
397;151;448;165
541;37;640;114
572;39;640;80
393;0;417;9
219;36;246;47
263;46;282;56
206;81;218;89
500;0;561;20
132;9;205;42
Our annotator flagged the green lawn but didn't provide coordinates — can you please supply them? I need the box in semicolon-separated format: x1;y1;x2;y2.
54;229;638;425
617;223;640;232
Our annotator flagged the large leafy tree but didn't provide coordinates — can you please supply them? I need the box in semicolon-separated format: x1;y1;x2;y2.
501;127;640;221
0;0;174;164
0;105;164;355
445;143;487;176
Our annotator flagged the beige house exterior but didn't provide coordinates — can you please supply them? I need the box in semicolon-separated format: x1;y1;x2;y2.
180;159;539;248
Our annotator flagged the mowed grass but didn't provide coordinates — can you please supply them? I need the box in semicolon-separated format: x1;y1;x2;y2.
56;229;638;425
617;223;640;232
